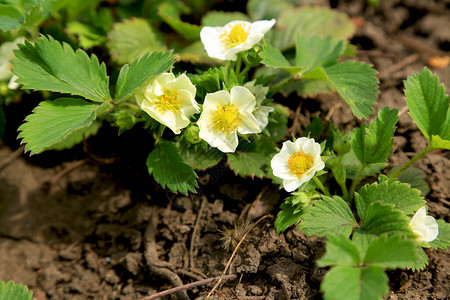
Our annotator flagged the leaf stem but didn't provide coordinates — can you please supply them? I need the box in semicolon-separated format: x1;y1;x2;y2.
389;143;434;178
235;55;242;75
271;76;294;95
348;165;365;203
313;177;331;197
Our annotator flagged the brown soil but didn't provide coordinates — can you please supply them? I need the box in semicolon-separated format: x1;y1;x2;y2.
0;0;449;299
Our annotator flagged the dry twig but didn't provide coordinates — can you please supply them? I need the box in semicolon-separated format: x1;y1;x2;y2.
190;195;208;269
0;145;24;171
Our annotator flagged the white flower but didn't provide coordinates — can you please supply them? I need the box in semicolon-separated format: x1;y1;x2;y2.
135;73;200;134
409;206;439;243
200;19;276;61
244;80;273;131
271;137;325;192
197;86;261;153
0;37;25;88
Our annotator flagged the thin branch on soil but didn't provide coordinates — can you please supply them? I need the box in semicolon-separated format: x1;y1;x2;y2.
176;268;206;281
48;160;86;188
378;54;419;80
139;274;237;300
207;215;269;298
190;195;208;269
356;50;396;58
144;207;189;300
0;145;24;171
438;198;450;207
286;103;303;137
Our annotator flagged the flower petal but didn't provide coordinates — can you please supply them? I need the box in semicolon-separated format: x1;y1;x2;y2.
283;178;302;192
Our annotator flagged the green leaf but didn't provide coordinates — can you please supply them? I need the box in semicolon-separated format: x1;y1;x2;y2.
426;220;450;250
107;18;167;64
189;67;238;100
271;6;355;51
355;176;425;220
12;35;111;102
0;4;22;31
265;103;289;142
259;40;304;75
351;107;398;165
147;141;198;194
300;196;357;237
47;120;102;151
158;2;201;41
352;229;377;259
364;235;417;268
18;98;103;155
67;21;106;49
317;234;361;267
0;281;32;300
408;246;428;272
115;51;176;101
275;200;304;234
396;167;430;196
247;0;295;20
404;68;449;141
360;201;413;236
177;141;223;171
201;11;250;26
321;266;388;300
305;61;379;120
177;41;219;64
295;34;345;70
341;149;386;180
431;135;450;150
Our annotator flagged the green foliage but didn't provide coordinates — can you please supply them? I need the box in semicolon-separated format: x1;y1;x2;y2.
189;67;238;99
47;121;102;151
431;135;450;150
270;6;355;51
115;51;176;101
317;234;361;266
18;98;107;155
355;175;425;220
147;141;198;194
396;167;430;196
264;103;289;142
67;21;106;49
404;68;449;142
408;246;428;271
107;18;167;64
12;35;111;102
177;141;223;170
0;281;32;300
351;107;398;165
341;149;386;180
359;201;413;236
259;40;304;75
321;265;388;300
158;2;201;41
363;235;417;268
0;4;22;31
275;201;302;234
227;136;276;178
247;0;296;20
426;220;450;250
0;0;52;31
300;196;357;237
201;11;250;26
295;34;344;70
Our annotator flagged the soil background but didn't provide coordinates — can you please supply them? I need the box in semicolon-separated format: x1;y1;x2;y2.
0;0;449;299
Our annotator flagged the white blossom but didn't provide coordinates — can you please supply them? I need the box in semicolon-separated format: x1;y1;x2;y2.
244;80;273;131
135;73;200;134
409;206;439;243
200;19;276;61
0;37;25;89
197;86;261;153
271;137;325;192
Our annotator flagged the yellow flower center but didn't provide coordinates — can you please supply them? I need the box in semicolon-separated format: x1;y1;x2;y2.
211;104;241;132
154;89;181;112
220;23;249;48
287;152;314;178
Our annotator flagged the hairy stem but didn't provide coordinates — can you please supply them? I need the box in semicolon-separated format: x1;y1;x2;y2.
271;76;295;95
389;143;434;178
313;177;331;197
348;165;366;203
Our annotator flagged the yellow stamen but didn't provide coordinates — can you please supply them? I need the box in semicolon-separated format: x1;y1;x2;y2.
287;152;314;178
154;89;181;112
220;23;249;49
211;104;241;133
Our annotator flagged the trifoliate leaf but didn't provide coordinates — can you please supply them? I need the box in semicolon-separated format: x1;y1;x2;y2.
341;149;386;180
275;199;304;234
177;141;223;171
396;167;430;196
247;0;295;20
404;68;449;141
426;220;450;250
407;246;429;272
0;281;32;300
295;34;345;70
321;266;388;300
0;4;22;31
12;36;111;102
47;120;102;151
107;18;167;64
300;196;356;237
67;21;106;49
147;141;198;194
317;234;361;267
271;6;355;51
360;201;413;236
201;11;250;26
158;2;201;41
364;234;417;269
259;40;304;75
355;176;425;220
352;229;377;259
18;98;105;155
351;106;398;165
115;51;176;101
